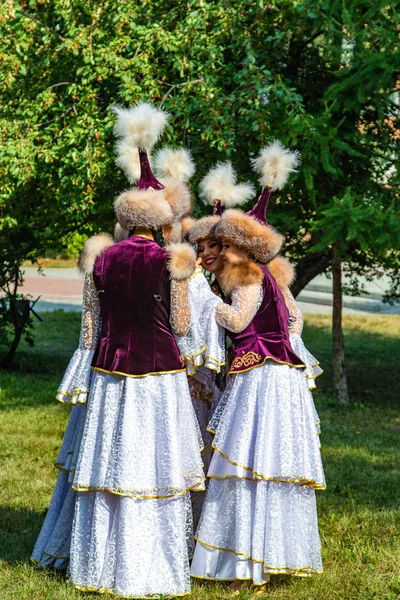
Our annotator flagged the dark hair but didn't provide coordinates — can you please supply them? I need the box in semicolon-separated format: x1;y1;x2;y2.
151;227;165;248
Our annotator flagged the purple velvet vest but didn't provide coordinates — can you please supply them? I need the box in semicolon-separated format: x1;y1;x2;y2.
91;236;183;377
228;264;305;374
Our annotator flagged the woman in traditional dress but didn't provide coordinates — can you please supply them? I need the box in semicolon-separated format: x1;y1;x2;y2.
32;103;205;598
181;162;255;528
191;142;325;586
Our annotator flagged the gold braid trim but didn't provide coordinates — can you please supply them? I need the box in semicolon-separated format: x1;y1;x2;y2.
211;444;326;490
194;537;323;576
71;581;191;599
72;477;206;500
91;366;186;378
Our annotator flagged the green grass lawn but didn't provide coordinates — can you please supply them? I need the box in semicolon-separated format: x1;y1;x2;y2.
0;312;399;600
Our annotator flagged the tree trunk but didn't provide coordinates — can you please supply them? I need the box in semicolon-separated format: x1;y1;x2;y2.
290;252;331;297
0;300;30;369
332;249;350;405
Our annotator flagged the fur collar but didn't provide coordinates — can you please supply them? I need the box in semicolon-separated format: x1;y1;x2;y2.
221;259;263;294
78;233;114;275
266;256;295;290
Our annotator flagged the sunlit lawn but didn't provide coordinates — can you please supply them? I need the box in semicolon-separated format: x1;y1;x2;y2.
0;312;399;600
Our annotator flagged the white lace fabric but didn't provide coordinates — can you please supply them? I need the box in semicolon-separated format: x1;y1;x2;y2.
170;279;191;336
175;270;225;375
191;357;325;583
283;286;304;335
281;286;323;390
215;284;263;333
56;275;100;404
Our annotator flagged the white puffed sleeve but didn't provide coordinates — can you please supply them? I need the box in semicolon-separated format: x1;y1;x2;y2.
56;274;101;404
283;286;323;391
174;269;225;375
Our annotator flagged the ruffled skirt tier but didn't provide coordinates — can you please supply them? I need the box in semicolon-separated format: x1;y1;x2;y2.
72;371;204;498
33;370;205;597
208;362;325;488
191;479;322;583
70;492;193;598
191;361;325;583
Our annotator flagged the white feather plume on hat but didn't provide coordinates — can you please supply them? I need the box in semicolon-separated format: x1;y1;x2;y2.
154;148;195;183
199;161;255;207
115;139;151;184
112;102;169;150
251;140;301;190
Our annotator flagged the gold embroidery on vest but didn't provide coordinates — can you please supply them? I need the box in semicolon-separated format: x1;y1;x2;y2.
231;350;262;370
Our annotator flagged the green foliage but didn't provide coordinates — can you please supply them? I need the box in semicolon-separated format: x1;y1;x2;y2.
0;0;399;360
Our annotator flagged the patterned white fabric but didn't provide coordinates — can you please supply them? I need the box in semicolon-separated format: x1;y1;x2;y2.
176;270;225;375
56;275;100;404
208;362;325;487
191;360;325;583
72;370;205;498
192;479;322;583
31;404;86;569
170;279;191;336
70;492;193;597
283;286;323;390
33;267;207;597
215;284;263;333
290;333;323;391
188;366;222;530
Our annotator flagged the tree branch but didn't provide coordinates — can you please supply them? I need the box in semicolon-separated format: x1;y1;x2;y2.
34;104;77;128
47;82;71;90
18;9;66;42
159;78;205;107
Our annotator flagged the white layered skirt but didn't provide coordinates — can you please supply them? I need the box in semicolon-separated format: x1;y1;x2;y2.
191;360;325;584
33;369;205;598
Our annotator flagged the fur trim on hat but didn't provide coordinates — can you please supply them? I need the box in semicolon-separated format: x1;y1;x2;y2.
200;162;255;207
114;222;130;243
267;256;295;290
215;209;283;264
163;180;192;219
167;242;197;280
78;233;114;275
186;215;220;244
221;260;264;294
251;140;301;191
112;103;169;150
154;148;195;182
181;217;195;239
114;188;174;231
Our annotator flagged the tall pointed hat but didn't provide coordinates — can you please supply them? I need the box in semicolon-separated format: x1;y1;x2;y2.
113;103;191;233
186;161;255;244
214;141;300;263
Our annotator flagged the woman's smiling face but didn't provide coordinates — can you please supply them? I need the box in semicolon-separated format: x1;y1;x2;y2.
197;237;224;275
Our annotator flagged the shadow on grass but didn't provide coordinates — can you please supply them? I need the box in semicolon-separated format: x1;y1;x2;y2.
0;505;47;563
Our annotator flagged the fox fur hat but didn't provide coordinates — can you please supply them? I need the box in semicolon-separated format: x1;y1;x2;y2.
215;141;301;264
113;103;192;232
186;162;255;245
215;209;284;264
